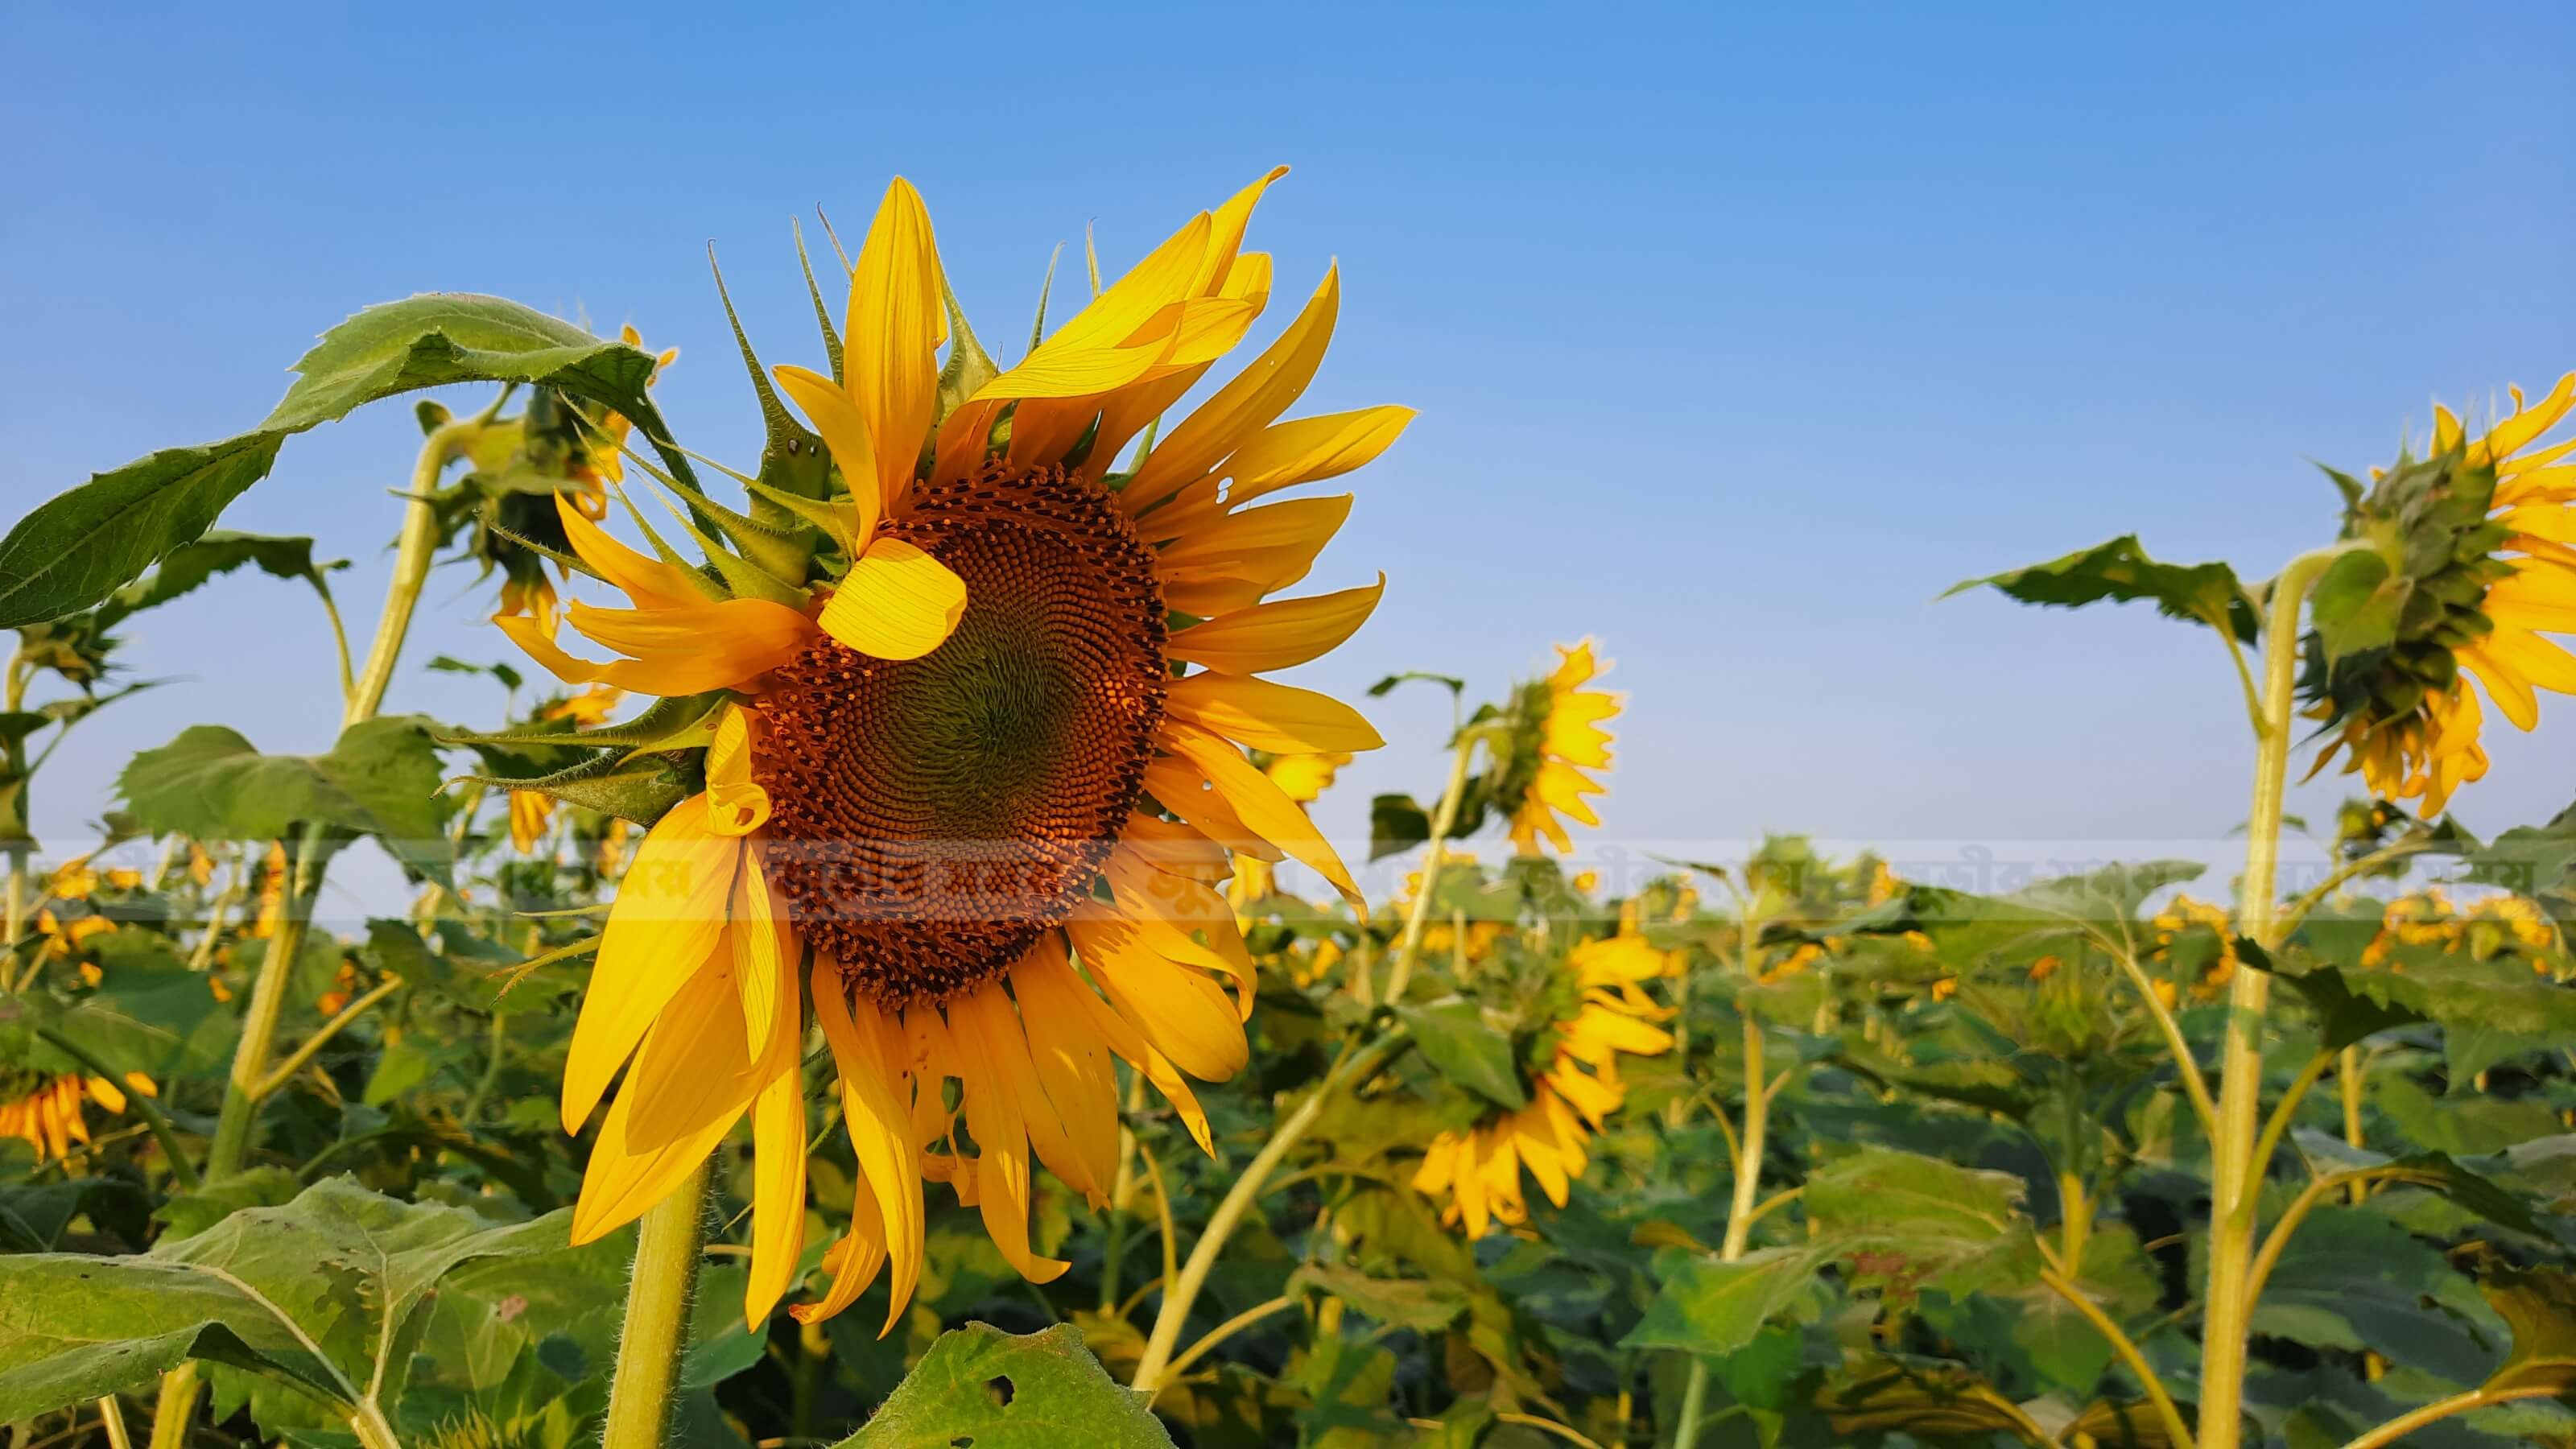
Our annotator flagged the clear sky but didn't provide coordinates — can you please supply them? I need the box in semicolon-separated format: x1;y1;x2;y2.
6;2;2573;918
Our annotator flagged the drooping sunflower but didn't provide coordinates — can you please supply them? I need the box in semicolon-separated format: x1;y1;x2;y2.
1411;934;1672;1236
2;1071;155;1164
1495;640;1623;856
2308;374;2576;815
497;170;1410;1329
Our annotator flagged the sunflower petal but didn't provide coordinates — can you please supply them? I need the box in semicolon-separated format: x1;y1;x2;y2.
846;179;947;508
819;539;967;662
562;810;739;1132
1160;723;1364;908
1165;672;1384;753
1166;576;1384;674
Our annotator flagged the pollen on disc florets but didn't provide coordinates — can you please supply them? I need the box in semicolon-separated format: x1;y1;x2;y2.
755;464;1169;1008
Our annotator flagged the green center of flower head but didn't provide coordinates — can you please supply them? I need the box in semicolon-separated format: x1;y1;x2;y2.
755;464;1169;1007
2304;451;2510;727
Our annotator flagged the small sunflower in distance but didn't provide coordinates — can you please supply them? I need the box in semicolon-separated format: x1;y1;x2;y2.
2306;374;2576;815
495;170;1411;1330
1495;640;1623;855
1412;935;1671;1236
2;1071;155;1164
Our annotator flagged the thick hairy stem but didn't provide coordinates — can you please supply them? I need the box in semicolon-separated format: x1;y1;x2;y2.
2196;547;2347;1449
1385;733;1478;1004
146;1365;198;1449
1130;1029;1412;1395
600;1160;712;1449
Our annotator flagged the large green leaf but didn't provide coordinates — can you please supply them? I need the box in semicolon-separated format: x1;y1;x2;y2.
1617;1245;1829;1356
2247;1207;2499;1385
262;294;663;437
1288;1264;1469;1332
1946;535;2257;642
32;928;236;1081
0;435;287;630
0;295;664;627
832;1323;1169;1447
118;716;452;882
0;1178;568;1424
1805;1147;2041;1298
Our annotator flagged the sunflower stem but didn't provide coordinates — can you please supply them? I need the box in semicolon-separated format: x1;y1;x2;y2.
1129;1027;1412;1397
1385;732;1478;1003
601;1158;712;1449
2194;544;2346;1449
203;823;332;1178
347;418;480;724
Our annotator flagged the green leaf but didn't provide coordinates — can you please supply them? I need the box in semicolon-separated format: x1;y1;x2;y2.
95;531;343;630
1397;1000;1528;1110
1617;1245;1829;1356
1287;1264;1468;1332
262;294;659;438
0;1178;568;1424
0;433;284;629
831;1322;1169;1448
1805;1147;2041;1297
2461;798;2576;914
1996;860;2207;927
2247;1206;2498;1384
2;295;674;629
118;716;452;883
1945;535;2257;642
1367;793;1432;861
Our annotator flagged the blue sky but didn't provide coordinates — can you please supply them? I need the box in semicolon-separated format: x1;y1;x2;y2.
6;3;2573;915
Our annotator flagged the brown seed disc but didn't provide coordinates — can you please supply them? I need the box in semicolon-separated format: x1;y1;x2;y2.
755;464;1167;1009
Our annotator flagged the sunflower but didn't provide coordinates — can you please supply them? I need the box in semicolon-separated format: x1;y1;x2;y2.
1496;640;1623;856
2308;374;2576;815
2148;894;2239;1006
498;170;1410;1330
1411;934;1672;1236
2;1071;156;1164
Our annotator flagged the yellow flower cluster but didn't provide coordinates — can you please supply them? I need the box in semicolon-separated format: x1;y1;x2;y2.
2;1073;155;1163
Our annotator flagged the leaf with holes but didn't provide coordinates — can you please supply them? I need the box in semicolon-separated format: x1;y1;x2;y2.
831;1322;1168;1447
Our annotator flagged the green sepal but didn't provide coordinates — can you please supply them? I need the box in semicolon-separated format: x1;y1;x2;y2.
794;217;845;386
434;692;728;753
455;749;699;828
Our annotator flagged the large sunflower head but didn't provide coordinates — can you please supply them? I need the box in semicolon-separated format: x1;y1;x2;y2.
2305;373;2576;815
1410;933;1671;1236
1492;640;1622;856
493;170;1411;1330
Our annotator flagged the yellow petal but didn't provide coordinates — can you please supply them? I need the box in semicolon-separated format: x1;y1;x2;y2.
562;810;740;1131
1222;407;1415;508
1160;723;1364;908
949;980;1100;1203
947;983;1071;1283
557;495;714;609
1009;938;1121;1195
1125;267;1340;513
1165;672;1384;753
729;847;794;1060
1154;493;1352;567
617;960;762;1157
704;705;773;838
744;949;809;1326
811;971;927;1335
794;1173;888;1327
1139;757;1286;863
1029;932;1215;1155
844;178;947;509
1065;913;1249;1081
571;1022;748;1245
1192;166;1289;296
1166;576;1383;674
819;539;966;661
559;598;816;696
773;364;879;540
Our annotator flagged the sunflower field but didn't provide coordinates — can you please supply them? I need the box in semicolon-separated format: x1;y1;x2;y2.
4;175;2576;1449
